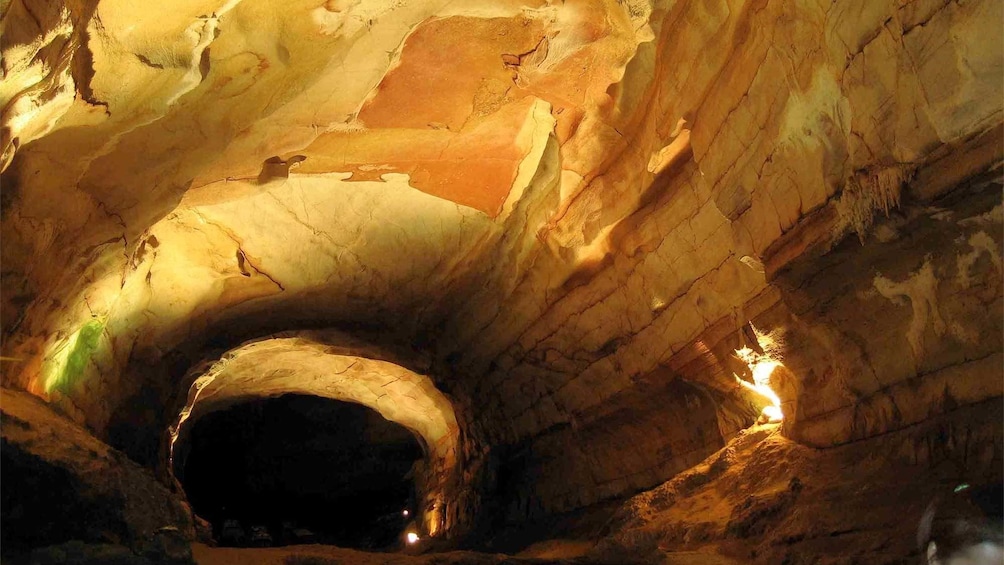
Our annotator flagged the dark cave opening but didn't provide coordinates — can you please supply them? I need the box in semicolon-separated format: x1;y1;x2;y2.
176;394;424;550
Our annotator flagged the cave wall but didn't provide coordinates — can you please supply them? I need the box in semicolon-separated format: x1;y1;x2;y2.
160;331;471;538
486;376;740;523
598;397;1003;564
1;0;1001;542
435;0;1003;520
758;177;1003;448
0;388;196;559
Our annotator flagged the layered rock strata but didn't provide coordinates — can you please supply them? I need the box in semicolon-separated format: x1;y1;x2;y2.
1;0;1000;546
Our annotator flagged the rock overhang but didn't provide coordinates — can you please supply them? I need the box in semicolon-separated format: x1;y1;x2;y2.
0;0;1001;546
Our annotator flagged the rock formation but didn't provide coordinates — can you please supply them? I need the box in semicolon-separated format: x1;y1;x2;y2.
1;0;1001;563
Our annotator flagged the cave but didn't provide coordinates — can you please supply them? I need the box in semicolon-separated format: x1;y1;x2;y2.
176;395;423;549
1;1;1002;564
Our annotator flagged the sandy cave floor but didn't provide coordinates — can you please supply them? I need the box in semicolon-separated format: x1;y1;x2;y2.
190;543;586;565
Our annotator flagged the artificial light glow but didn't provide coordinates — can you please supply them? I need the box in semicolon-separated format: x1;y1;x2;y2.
736;375;783;422
761;404;783;421
402;510;409;517
7;104;41;133
41;319;106;394
734;334;784;422
426;496;444;535
406;532;420;544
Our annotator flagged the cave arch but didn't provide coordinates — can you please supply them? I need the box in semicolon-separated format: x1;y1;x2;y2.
179;393;425;549
166;331;463;540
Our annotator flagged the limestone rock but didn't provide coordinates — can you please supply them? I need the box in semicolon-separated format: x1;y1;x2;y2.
1;388;195;556
598;400;1002;564
0;0;1000;551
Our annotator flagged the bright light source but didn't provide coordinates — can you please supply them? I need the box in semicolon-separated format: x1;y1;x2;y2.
736;374;783;422
402;510;409;517
406;532;420;544
762;404;783;421
734;325;784;422
426;496;444;535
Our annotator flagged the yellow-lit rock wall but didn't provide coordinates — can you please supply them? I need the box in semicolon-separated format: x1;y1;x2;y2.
2;0;1001;534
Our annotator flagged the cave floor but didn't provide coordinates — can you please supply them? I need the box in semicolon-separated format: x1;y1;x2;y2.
190;542;586;564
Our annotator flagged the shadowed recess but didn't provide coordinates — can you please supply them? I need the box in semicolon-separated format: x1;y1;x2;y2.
179;394;423;549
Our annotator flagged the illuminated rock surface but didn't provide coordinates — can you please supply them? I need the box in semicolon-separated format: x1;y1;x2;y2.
1;0;1001;563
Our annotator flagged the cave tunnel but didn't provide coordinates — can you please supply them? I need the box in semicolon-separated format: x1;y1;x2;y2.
1;1;1003;564
177;394;423;549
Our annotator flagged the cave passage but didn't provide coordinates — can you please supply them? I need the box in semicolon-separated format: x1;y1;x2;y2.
177;394;424;549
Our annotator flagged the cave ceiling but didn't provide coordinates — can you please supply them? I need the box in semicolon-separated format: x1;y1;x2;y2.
1;0;1001;474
